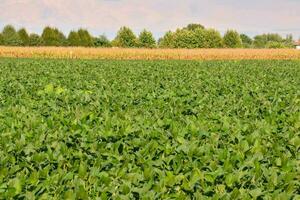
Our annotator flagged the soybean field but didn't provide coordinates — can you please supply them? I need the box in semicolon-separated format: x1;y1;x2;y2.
0;59;299;199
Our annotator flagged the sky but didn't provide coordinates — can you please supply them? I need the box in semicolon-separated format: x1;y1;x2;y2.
0;0;299;39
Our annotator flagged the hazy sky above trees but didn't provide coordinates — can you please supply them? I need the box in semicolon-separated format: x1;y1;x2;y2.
0;0;299;39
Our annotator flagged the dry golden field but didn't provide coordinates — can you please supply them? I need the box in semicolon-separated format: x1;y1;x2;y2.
0;46;300;60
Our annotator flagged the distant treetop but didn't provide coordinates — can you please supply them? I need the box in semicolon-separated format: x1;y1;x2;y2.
0;24;295;49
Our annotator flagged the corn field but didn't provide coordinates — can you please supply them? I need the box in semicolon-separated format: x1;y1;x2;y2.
0;47;300;60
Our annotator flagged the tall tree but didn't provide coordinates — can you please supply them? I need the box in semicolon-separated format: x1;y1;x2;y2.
94;35;111;47
41;26;66;46
138;29;156;48
284;34;294;48
0;33;3;45
28;34;42;46
2;25;22;46
160;27;207;48
158;31;175;48
193;28;207;48
54;28;67;46
253;35;266;48
173;29;196;48
18;28;30;46
112;27;137;47
253;33;284;48
41;27;54;46
77;29;94;47
67;31;80;46
240;34;253;48
205;29;223;48
185;23;205;31
265;33;283;42
223;30;242;48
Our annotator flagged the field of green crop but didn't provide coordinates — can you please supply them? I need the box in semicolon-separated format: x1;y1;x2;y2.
0;59;299;199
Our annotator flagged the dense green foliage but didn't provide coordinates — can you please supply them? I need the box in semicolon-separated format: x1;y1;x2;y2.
138;30;156;48
172;28;197;48
94;35;111;47
1;25;22;46
41;27;67;46
67;29;95;47
158;24;206;48
158;28;223;48
184;23;205;31
112;27;138;47
158;31;174;48
28;34;42;46
254;34;281;48
253;34;294;49
0;24;297;48
67;31;81;46
240;34;253;48
18;28;30;46
266;41;286;49
223;30;242;48
204;29;223;48
77;29;94;47
284;35;294;48
0;59;299;199
0;33;3;45
192;29;207;48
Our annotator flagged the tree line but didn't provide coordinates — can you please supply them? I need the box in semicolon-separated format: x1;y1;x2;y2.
0;24;295;48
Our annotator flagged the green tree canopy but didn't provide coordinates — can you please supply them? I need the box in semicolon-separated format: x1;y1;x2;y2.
253;35;266;48
94;35;111;47
192;28;207;48
205;29;223;48
223;30;242;48
283;34;294;48
67;29;94;47
67;31;80;46
18;28;30;46
240;34;253;48
253;33;284;48
0;24;295;49
184;23;205;31
0;33;3;45
158;31;175;48
138;29;156;48
173;29;196;48
266;41;286;49
41;27;53;45
265;34;283;42
2;25;22;46
112;27;137;47
28;34;42;46
77;29;94;47
164;24;206;48
159;28;223;49
41;27;66;46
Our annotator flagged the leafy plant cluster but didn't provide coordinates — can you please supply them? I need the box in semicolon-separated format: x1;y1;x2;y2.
0;59;299;199
0;24;296;48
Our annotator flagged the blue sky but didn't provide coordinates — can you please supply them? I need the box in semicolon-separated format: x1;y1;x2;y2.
0;0;299;39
